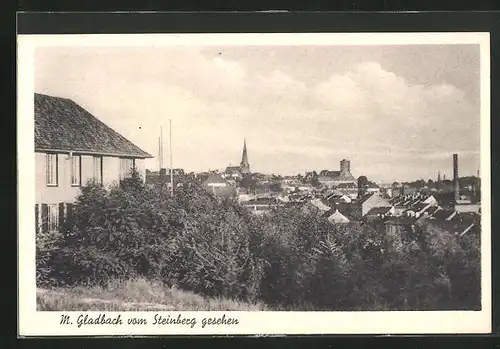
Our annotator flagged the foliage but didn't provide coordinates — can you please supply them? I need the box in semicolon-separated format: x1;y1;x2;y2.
37;172;481;311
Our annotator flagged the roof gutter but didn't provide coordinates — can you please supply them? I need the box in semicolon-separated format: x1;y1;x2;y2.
35;147;154;159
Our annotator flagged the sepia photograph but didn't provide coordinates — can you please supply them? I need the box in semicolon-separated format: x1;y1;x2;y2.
17;32;491;335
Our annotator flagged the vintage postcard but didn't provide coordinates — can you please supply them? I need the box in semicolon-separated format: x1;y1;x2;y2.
17;32;491;336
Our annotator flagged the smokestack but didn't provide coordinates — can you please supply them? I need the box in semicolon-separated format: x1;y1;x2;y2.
453;153;459;202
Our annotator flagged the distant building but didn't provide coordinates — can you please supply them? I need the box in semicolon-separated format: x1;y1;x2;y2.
364;206;395;222
325;192;352;204
303;197;332;214
426;212;480;237
145;168;186;188
225;139;251;177
325;209;351;224
365;182;381;195
201;173;236;199
334;182;358;199
224;166;242;179
356;193;392;217
240;197;281;215
455;203;481;214
317;159;356;188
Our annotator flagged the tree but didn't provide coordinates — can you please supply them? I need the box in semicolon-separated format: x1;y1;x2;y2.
427;179;435;189
358;176;368;196
358;176;368;187
239;175;258;191
311;175;320;188
269;182;282;193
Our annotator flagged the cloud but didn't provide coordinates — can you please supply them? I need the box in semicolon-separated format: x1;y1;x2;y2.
35;48;480;181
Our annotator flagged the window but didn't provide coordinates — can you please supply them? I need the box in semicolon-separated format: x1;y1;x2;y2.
46;153;58;186
119;158;135;180
93;156;103;184
47;204;59;232
70;155;81;186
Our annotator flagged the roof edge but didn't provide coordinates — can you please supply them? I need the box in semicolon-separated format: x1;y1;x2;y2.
35;147;153;159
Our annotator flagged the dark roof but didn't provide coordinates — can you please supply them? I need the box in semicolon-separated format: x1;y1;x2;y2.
242;197;278;205
321;209;346;219
225;166;241;173
390;197;404;205
357;193;375;204
324;202;355;218
410;202;429;212
365;206;393;216
336;182;357;189
319;170;341;177
428;212;479;235
426;206;441;215
34;93;152;158
202;173;227;184
385;217;417;226
430;209;456;221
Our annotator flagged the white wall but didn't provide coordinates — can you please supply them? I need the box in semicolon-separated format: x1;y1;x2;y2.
36;152;148;204
135;158;146;182
102;156;120;188
35;152;81;204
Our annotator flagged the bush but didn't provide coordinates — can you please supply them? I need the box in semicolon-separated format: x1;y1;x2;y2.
37;172;481;311
42;171;264;302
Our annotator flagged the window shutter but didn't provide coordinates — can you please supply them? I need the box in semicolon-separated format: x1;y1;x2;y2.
41;204;48;233
66;203;74;225
35;204;39;234
59;203;65;229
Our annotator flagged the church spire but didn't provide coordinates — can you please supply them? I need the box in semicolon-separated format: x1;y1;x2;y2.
240;138;250;174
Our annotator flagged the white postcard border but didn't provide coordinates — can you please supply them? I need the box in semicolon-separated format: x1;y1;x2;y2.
17;32;492;336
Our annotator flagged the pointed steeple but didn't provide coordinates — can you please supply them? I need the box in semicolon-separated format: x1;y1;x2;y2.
240;138;250;174
437;171;441;183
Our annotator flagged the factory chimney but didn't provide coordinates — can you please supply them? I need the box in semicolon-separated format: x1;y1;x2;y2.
453;153;459;202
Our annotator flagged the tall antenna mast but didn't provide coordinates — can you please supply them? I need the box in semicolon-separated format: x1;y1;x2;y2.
160;125;164;170
158;136;161;171
169;118;173;195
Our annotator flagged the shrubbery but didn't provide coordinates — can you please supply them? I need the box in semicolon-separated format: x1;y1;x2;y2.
36;172;481;310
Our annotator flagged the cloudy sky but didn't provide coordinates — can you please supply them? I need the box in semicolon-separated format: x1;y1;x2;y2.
35;44;481;182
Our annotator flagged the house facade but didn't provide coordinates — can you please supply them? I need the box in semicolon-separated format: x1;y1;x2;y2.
34;93;153;233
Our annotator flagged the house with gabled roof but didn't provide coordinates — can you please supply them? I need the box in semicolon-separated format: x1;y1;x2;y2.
364;206;395;222
324;208;351;224
302;197;332;214
34;93;153;234
355;193;391;217
201;173;236;199
404;202;432;218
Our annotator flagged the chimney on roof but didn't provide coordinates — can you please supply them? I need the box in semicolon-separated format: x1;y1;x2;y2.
453;154;459;203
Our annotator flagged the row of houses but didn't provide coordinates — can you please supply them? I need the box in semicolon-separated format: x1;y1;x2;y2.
384;193;481;236
291;190;481;239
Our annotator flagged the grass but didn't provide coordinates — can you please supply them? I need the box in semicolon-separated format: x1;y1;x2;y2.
36;278;268;311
